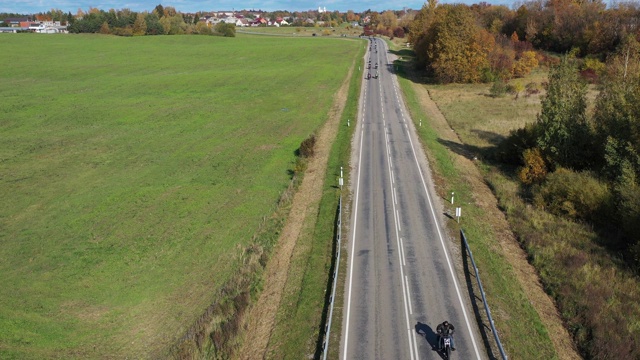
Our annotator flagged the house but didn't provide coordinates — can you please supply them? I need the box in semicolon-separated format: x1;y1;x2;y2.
221;16;238;24
3;17;30;27
0;27;21;33
250;17;267;26
28;23;59;33
206;17;221;26
274;17;289;26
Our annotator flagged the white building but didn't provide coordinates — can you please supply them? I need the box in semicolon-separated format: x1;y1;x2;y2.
28;22;67;33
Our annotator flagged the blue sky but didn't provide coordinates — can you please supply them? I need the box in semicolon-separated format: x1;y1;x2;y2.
1;0;516;15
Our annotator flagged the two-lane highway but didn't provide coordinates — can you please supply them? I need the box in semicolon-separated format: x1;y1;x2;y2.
341;38;486;359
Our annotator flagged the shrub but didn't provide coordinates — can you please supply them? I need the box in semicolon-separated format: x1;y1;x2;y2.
579;69;598;84
112;26;133;36
518;147;548;184
582;57;605;74
539;53;561;68
493;122;539;165
512;51;539;77
490;80;508;97
507;82;525;99
525;82;541;97
298;134;316;158
534;168;611;223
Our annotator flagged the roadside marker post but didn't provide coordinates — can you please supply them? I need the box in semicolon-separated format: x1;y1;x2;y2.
456;207;461;223
451;192;454;204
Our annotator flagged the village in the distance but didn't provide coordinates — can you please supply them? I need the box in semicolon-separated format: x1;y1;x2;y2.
0;6;395;34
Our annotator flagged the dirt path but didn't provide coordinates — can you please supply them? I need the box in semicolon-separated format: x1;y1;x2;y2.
410;82;581;360
235;63;354;360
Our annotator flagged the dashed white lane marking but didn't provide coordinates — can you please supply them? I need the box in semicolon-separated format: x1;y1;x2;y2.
405;275;413;315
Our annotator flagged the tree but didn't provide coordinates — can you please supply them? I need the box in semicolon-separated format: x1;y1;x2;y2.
346;10;355;22
214;22;235;37
159;13;185;34
132;12;146;35
195;21;212;35
380;10;397;28
518;147;548;184
593;36;640;181
512;50;539;77
154;4;164;18
145;12;164;34
99;21;110;34
420;5;492;83
536;56;592;169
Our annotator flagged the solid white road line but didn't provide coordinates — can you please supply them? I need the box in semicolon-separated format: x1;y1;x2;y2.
343;65;368;360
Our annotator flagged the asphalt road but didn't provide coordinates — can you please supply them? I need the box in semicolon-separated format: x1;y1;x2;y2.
340;38;486;360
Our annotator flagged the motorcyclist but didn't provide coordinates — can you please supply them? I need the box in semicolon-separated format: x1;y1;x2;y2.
436;320;456;351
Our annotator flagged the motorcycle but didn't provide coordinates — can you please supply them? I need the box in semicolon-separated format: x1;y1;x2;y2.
439;333;453;359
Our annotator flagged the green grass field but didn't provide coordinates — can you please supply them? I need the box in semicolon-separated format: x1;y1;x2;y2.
0;33;361;358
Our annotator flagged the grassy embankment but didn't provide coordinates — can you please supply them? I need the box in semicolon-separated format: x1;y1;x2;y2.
391;47;557;358
0;34;361;359
263;40;366;358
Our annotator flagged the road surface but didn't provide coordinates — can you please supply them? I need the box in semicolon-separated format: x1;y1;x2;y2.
340;37;487;360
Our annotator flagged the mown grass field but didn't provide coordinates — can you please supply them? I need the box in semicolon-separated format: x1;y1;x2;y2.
0;33;361;358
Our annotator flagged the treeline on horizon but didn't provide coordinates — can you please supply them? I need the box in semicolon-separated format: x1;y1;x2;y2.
0;6;412;37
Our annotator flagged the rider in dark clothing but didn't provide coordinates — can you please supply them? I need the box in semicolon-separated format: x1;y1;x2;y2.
436;320;456;350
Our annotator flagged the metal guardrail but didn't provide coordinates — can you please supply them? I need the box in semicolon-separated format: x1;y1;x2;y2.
321;196;342;360
461;229;508;360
